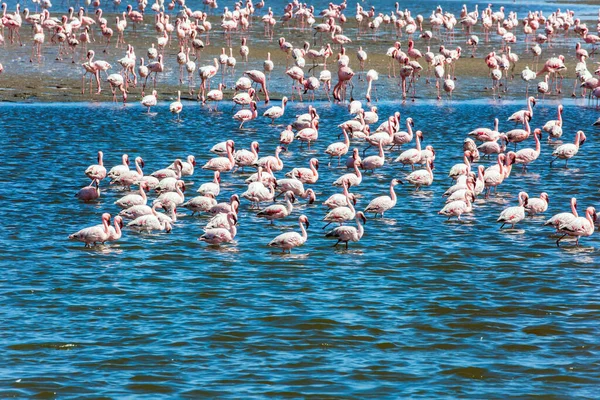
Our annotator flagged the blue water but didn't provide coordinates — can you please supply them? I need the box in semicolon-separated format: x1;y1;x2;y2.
1;98;600;397
1;0;600;396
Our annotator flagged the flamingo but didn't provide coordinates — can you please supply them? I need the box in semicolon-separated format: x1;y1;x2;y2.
69;213;111;247
438;191;475;221
85;150;107;181
203;140;235;172
556;207;596;247
197;171;221;197
169;91;183;122
233;101;258;129
551;130;586;168
182;193;217;215
325;128;350;166
364;179;403;217
365;69;379;103
508;96;536;124
107;153;130;180
286;158;319;184
497;192;528;229
111;156;144;189
75;179;101;202
323;194;356;229
395;130;424;169
543;104;563;140
514;129;542;169
325;211;367;249
268;215;310;253
128;202;173;232
263;97;288;124
141;90;158;113
234;141;260;171
525;193;549;216
545;198;578;231
324;181;357;209
199;213;238;245
333;156;363;187
115;182;150;209
406;159;434;191
505;113;531;149
244;70;270;103
257;191;296;224
198;57;219;103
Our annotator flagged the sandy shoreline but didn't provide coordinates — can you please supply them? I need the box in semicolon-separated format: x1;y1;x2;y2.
0;13;596;104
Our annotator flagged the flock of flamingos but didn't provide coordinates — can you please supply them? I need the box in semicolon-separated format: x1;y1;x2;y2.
3;0;599;251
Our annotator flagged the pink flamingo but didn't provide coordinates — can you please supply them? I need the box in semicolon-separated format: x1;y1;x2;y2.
498;192;528;229
86;50;111;94
325;128;350;166
294;117;319;149
244;70;270;103
199;213;238;245
438;191;475;221
514;129;542;169
556;206;596;247
257;191;296;224
115;182;150;209
536;55;566;93
206;83;224;111
75;179;101;202
545;198;578;231
551;130;587;168
233;101;258;129
197;171;221;197
198;57;219;103
263;97;288;124
234;141;260;171
332;64;355;102
364;179;402;217
325;211;367;249
505;113;531;149
69;213;111;247
323;194;356;228
525;193;549;216
202;140;235;172
268;215;310;253
141;90;158;113
286;158;320;184
85;151;107;181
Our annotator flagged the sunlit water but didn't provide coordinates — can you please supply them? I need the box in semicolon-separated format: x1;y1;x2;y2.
1;98;600;397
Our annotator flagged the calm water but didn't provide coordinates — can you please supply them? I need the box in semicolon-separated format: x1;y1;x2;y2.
1;98;600;397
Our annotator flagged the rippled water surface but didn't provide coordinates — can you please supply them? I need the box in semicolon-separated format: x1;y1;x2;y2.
2;98;600;398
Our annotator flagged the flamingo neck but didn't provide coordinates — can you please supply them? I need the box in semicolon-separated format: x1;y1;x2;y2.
390;183;397;202
571;199;578;217
416;134;422;152
299;220;307;240
357;216;364;237
114;220;122;236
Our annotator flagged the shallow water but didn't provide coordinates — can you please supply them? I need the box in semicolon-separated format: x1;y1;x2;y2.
1;98;600;397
